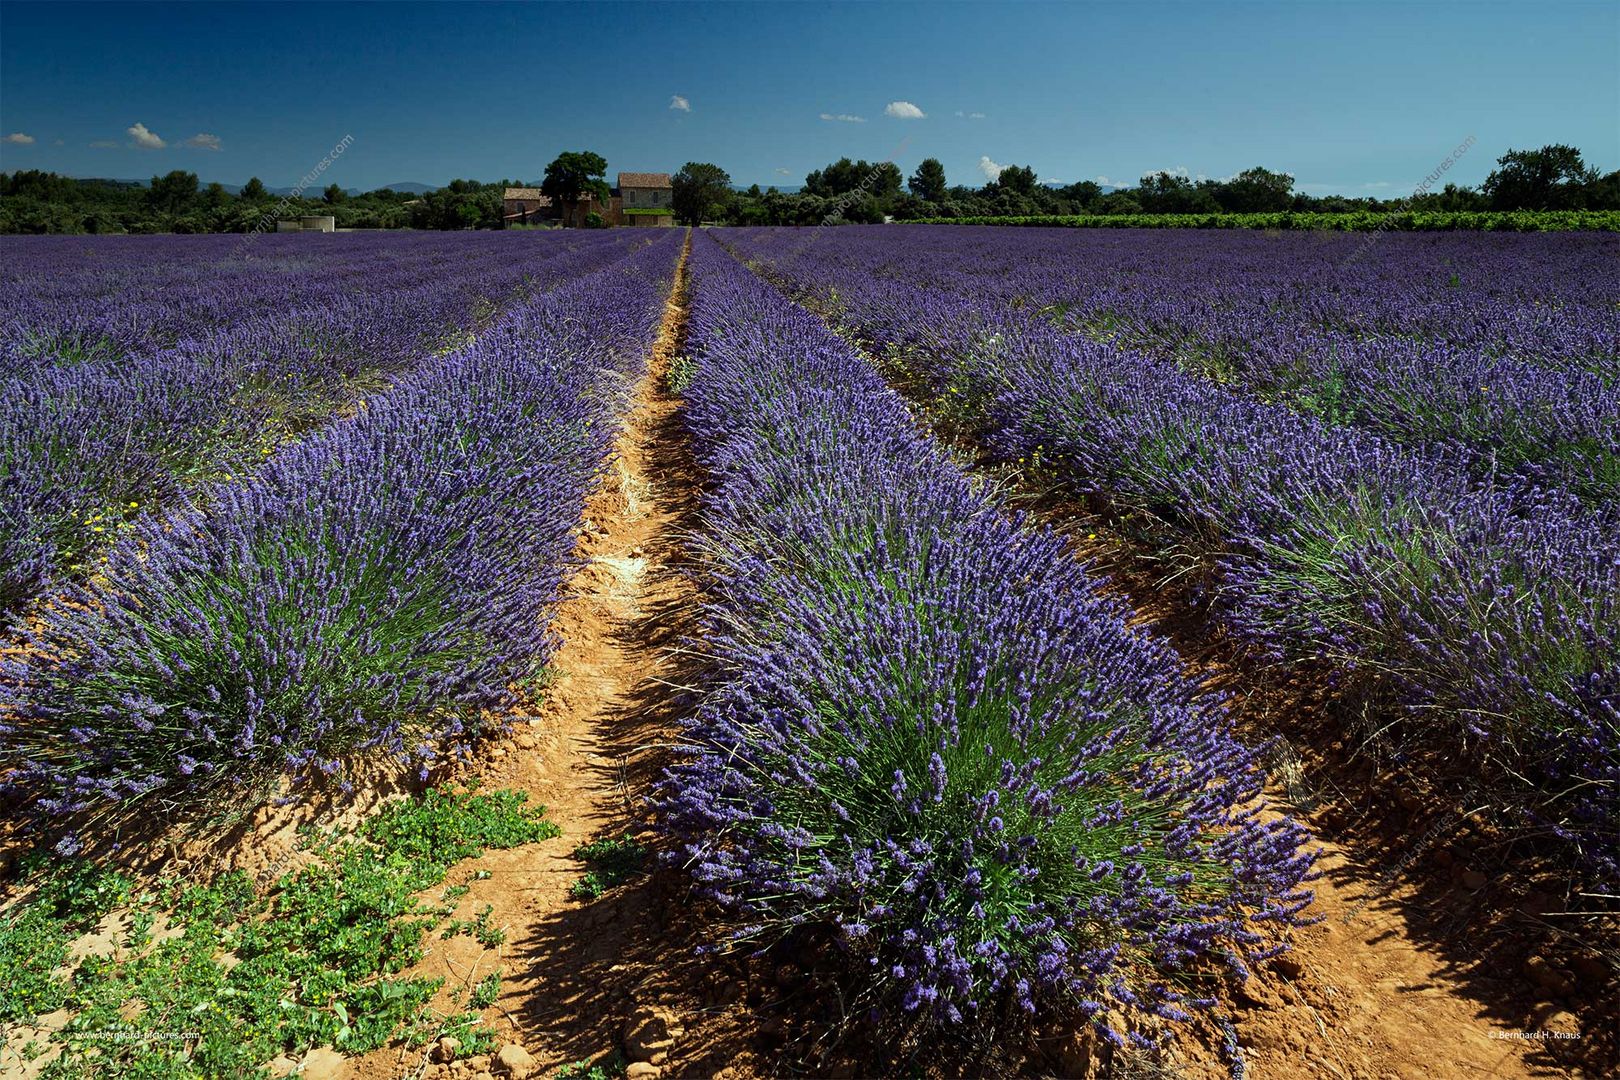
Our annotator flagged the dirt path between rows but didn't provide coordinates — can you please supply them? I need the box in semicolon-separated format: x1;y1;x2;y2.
338;234;773;1080
329;232;698;1080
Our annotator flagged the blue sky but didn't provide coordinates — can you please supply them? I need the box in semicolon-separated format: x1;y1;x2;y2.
1;1;1615;194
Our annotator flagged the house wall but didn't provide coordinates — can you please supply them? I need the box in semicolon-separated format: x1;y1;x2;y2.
561;196;607;227
622;186;672;208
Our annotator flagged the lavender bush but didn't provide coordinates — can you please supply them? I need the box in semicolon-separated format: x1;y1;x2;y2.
0;233;681;820
0;232;654;614
721;225;1620;879
731;226;1620;505
662;234;1315;1038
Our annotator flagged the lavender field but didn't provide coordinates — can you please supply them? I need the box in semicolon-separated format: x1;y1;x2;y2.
0;226;1613;1077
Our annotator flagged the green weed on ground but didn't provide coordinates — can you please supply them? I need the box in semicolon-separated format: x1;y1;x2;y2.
555;1051;628;1079
567;835;650;901
0;784;558;1079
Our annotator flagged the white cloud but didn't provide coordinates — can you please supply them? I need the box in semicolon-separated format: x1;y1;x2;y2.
774;167;793;176
978;155;1004;181
884;100;925;120
1095;175;1122;187
89;140;119;149
2;132;35;145
184;133;223;151
669;94;691;112
53;139;64;147
954;110;987;120
127;122;165;149
1362;180;1393;189
819;112;866;123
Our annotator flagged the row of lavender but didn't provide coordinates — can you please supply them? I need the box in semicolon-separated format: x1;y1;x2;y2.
0;232;653;614
0;232;577;372
721;226;1620;880
0;232;682;827
662;233;1315;1038
734;227;1620;508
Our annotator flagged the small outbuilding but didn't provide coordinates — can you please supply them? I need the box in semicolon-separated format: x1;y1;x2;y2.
276;216;335;232
502;187;555;226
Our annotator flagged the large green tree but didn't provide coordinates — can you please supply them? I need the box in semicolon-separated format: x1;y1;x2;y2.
1482;144;1598;210
1137;171;1218;213
994;164;1039;197
805;158;903;203
541;151;609;218
1211;166;1294;212
908;158;948;202
671;161;732;224
146;170;200;215
240;176;268;201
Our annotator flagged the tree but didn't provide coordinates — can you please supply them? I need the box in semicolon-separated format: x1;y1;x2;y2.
909;158;948;202
995;164;1039;197
408;180;503;230
240;176;268;201
1057;180;1103;211
805;159;903;205
1587;169;1620;211
671;161;732;225
541;151;609;221
1137;171;1218;213
1211;166;1294;212
146;170;200;215
202;181;230;210
323;183;346;205
1482;145;1599;210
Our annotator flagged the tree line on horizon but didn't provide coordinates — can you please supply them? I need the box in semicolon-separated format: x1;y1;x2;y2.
1;144;1614;234
709;143;1620;225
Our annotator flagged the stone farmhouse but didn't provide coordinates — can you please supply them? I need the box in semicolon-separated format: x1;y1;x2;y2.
502;171;674;228
614;172;675;226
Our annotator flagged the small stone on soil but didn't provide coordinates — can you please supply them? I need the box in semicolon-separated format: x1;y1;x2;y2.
624;1004;684;1062
494;1043;536;1079
300;1047;346;1080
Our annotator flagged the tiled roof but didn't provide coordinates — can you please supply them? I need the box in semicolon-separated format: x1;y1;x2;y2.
503;187;551;204
616;172;672;190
